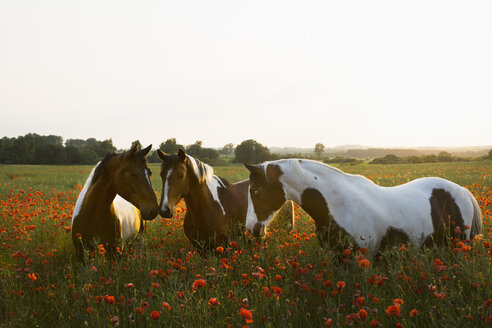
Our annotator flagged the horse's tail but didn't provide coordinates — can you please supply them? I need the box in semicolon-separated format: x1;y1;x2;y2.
465;188;482;239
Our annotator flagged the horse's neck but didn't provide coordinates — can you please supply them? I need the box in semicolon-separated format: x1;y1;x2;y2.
184;179;216;216
81;177;116;216
280;162;341;203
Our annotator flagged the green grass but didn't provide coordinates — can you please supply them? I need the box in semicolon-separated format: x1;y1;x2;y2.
0;161;491;327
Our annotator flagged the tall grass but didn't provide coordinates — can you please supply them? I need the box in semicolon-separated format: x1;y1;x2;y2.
0;161;490;327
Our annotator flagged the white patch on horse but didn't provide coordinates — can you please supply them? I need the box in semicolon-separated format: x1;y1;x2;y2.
246;189;258;232
113;194;139;241
144;169;152;189
186;155;225;214
71;162;99;226
161;169;173;212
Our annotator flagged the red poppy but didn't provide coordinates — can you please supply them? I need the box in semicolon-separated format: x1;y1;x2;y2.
385;305;401;317
410;308;418;317
150;311;160;320
192;279;206;291
162;302;172;310
239;307;253;323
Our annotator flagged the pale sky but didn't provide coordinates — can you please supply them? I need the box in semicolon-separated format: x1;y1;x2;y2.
1;0;491;149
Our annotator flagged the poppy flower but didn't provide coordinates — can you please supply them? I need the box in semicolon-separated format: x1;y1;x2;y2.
162;302;172;310
150;311;160;320
239;307;253;323
410;308;418;317
208;298;220;308
336;281;345;289
385;305;401;317
192;279;206;291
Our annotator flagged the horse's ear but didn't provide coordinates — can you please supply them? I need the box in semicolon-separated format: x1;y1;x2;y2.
244;162;260;173
177;148;186;162
138;144;152;157
157;149;168;161
130;141;141;154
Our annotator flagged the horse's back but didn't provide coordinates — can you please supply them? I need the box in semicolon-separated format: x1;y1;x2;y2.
113;195;143;241
385;177;477;240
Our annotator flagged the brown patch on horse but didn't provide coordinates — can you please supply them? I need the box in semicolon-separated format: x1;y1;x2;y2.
249;164;286;222
424;188;465;246
300;188;354;251
378;226;410;250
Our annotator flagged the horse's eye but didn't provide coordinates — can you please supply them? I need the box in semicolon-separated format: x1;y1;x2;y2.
178;173;185;179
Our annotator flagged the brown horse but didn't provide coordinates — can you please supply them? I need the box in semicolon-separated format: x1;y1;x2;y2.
156;149;294;252
71;143;159;261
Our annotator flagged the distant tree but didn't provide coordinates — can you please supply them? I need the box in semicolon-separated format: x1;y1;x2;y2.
159;138;184;155
314;143;325;158
234;139;273;164
220;143;234;155
437;151;453;162
186;141;203;157
370;154;401;164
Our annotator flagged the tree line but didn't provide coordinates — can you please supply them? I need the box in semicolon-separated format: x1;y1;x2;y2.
0;134;116;164
0;134;277;165
3;134;489;166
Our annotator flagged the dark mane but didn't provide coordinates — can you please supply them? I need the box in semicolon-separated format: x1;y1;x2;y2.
92;152;118;183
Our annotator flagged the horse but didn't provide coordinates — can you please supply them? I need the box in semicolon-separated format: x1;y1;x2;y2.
71;143;159;261
244;159;482;255
156;149;294;252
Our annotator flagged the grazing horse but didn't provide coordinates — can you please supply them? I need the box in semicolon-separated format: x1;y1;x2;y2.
244;159;482;254
71;143;159;261
156;149;294;252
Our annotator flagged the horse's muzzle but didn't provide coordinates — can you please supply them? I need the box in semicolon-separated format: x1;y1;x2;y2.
159;206;174;218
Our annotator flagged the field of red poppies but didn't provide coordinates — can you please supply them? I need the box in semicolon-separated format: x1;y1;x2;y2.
0;161;491;327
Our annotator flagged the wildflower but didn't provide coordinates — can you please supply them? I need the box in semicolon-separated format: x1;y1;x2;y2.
410;308;418;317
162;302;172;310
239;307;253;324
98;244;107;254
357;309;368;321
105;295;115;305
370;319;380;327
124;283;134;288
385;305;401;317
393;298;404;305
28;273;37;281
208;297;220;308
192;279;206;291
216;246;224;254
336;281;345;289
325;318;332;327
150;311;160;320
110;315;119;325
135;307;145;315
359;258;370;269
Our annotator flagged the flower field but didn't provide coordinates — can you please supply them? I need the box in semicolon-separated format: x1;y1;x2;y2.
0;161;491;327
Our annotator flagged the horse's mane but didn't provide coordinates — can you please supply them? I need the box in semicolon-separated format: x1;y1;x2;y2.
186;155;216;184
92;152;118;183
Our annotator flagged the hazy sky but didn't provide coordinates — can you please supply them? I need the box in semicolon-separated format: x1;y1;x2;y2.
1;0;491;149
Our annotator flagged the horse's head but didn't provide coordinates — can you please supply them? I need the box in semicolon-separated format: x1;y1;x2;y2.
244;162;286;237
112;143;159;220
157;148;191;218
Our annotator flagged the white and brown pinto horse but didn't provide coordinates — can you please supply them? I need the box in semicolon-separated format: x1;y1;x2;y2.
244;159;482;254
71;143;159;261
156;149;294;252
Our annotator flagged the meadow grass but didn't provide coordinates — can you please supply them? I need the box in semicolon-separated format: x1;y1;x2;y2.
0;161;490;327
